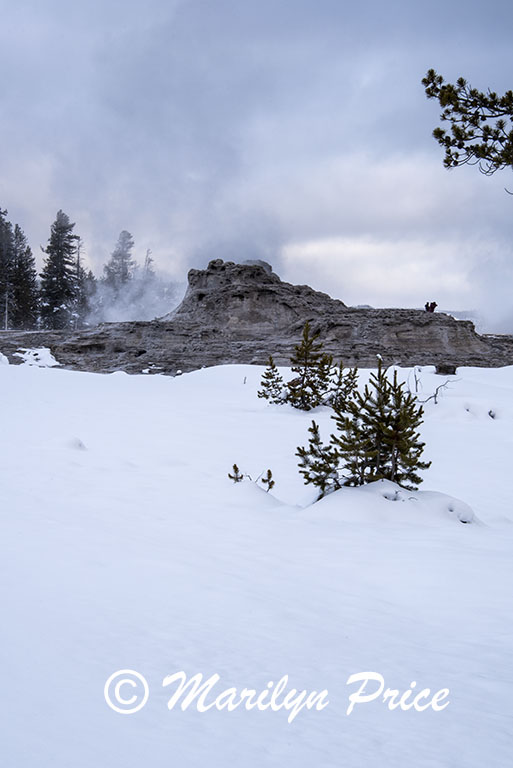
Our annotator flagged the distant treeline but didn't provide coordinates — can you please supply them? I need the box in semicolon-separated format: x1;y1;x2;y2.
0;207;181;331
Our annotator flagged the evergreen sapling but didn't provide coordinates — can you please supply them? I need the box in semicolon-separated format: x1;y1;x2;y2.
258;356;285;403
331;389;377;487
296;420;341;498
287;321;325;410
260;469;275;492
331;361;430;489
351;358;393;481
228;464;244;483
324;361;358;410
379;370;431;489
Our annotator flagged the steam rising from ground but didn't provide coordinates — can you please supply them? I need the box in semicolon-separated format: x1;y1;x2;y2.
87;272;185;324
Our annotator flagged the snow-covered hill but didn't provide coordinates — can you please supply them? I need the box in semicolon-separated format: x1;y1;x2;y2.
1;358;512;767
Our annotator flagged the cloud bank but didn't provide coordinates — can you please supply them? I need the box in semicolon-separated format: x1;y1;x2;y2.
0;0;512;328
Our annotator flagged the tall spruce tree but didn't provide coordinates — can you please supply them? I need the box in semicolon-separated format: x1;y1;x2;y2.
40;210;79;330
80;269;97;327
143;249;155;281
72;238;96;328
0;208;15;330
103;230;135;295
11;224;39;329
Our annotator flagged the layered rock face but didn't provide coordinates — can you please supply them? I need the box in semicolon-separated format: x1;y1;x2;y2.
1;259;513;374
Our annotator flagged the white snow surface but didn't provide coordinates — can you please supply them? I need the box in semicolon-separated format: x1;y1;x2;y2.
13;346;61;367
1;362;512;767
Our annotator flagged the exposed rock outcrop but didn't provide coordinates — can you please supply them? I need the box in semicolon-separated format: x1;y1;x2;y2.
1;259;513;374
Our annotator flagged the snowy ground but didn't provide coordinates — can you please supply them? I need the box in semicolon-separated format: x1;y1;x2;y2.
1;357;512;767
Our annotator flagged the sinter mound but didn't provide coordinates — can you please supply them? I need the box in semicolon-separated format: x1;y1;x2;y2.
1;259;512;374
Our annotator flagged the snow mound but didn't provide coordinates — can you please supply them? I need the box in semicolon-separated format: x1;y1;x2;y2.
308;479;476;526
0;351;9;365
68;437;87;451
14;347;60;367
224;478;286;511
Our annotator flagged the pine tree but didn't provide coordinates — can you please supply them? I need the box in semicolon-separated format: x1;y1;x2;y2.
143;249;155;282
124;248;156;313
228;464;244;483
258;329;358;412
311;352;334;403
258;356;285;403
40;210;79;330
354;358;394;481
379;369;431;490
0;208;14;330
331;389;377;487
83;269;97;323
72;239;96;328
296;420;341;498
103;230;135;295
260;469;275;492
422;69;513;177
11;224;39;329
287;321;325;410
330;362;430;489
324;361;358;410
73;262;90;329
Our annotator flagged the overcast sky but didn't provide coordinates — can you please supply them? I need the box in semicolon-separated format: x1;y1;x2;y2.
1;0;512;327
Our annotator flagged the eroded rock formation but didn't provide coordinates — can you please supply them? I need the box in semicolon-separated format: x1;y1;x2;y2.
1;259;512;374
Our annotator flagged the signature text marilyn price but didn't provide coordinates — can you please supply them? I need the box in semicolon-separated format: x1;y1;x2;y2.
104;670;450;720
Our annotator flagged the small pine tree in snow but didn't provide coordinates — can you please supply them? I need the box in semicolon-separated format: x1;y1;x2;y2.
324;361;358;410
258;356;285;403
228;464;244;483
331;361;430;489
351;358;393;481
296;360;431;495
379;369;431;490
287;322;325;410
311;352;334;403
331;391;376;486
260;469;275;492
260;326;358;412
296;420;341;498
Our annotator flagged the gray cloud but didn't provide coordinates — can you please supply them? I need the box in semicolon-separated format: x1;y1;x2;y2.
0;0;512;327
